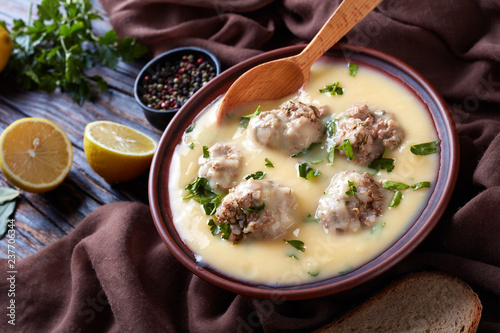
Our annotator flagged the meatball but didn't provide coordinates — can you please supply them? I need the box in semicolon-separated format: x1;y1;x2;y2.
248;101;328;155
334;104;404;165
215;178;297;242
198;143;242;192
315;171;384;233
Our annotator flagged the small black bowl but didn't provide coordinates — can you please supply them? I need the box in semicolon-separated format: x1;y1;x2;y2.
134;47;221;130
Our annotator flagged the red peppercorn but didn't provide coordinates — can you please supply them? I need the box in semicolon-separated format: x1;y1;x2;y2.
197;58;204;64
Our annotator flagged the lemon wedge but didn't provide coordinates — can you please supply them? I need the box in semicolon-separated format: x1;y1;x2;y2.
83;121;157;183
0;118;73;193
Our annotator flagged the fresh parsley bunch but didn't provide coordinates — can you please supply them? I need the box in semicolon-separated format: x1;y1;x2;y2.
1;0;148;105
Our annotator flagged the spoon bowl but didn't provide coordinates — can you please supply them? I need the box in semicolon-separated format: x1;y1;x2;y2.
216;0;383;124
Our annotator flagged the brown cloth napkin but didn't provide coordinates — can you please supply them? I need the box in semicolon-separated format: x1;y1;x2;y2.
2;0;500;332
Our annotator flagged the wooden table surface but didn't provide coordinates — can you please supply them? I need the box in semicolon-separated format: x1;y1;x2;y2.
0;0;163;259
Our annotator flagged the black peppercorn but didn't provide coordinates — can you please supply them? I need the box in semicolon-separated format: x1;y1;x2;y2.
139;53;217;111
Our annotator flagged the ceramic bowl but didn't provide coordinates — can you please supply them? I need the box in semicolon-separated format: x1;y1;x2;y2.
134;46;221;130
148;44;459;300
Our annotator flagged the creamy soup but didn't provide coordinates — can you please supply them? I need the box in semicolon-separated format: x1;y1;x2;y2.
168;60;439;286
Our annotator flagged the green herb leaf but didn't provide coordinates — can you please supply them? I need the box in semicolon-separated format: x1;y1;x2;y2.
338;266;354;274
326;119;336;137
264;158;274;168
319;81;344;95
284;239;305;252
369;157;395;172
187;143;195;149
219;222;232;240
245;171;266;180
207;219;220;236
410;140;440;155
389;189;403;207
304;213;319;223
1;0;148;105
185;124;195;133
411;181;431;190
332;139;353;161
240;105;261;128
345;180;357;196
348;62;359;77
308;271;320;277
184;177;225;215
207;219;231;240
383;181;410;191
298;162;321;180
202;146;210;158
342;139;353;160
327;146;335;165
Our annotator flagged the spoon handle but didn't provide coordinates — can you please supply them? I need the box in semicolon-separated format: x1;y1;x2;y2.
297;0;383;68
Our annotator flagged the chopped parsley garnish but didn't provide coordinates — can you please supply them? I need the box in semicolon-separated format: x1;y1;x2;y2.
304;213;319;223
338;266;354;274
389;189;403;207
383;181;410;191
328;139;353;164
338;139;353;160
202;146;210;158
240;105;261;128
207;219;231;240
369;157;395;172
326;119;336;137
264;158;274;168
245;171;266;180
411;181;431;190
207;219;219;236
185;124;195;133
288;254;299;260
345;180;357;196
410;140;440;155
184;177;225;215
348;62;359;77
187;143;195;149
284;239;305;252
383;181;431;207
298;162;321;180
319;81;344;95
308;271;320;277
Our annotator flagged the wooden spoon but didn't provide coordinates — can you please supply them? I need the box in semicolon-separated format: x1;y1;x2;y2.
216;0;382;124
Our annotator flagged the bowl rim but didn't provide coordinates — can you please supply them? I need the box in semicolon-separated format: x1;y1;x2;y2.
148;43;460;300
133;46;222;117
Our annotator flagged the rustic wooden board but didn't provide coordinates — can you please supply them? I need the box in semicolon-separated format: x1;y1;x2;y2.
0;0;163;259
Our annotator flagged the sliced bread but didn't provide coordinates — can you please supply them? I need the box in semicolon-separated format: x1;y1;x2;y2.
316;271;482;333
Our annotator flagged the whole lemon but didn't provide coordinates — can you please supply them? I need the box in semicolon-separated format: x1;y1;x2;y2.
0;25;13;73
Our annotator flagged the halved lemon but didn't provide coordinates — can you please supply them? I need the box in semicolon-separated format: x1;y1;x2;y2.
84;121;157;183
0;118;73;193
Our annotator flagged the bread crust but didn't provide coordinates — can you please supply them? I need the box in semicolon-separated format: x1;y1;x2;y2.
316;271;482;333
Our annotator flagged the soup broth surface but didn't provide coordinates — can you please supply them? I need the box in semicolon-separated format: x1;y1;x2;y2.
168;60;439;286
